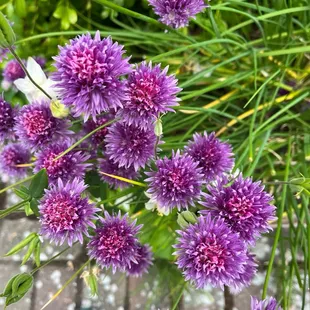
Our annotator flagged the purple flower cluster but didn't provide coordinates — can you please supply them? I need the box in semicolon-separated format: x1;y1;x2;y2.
148;0;208;28
201;175;276;245
34;142;91;184
3;59;25;82
39;178;98;246
87;211;152;274
174;214;256;290
0;97;16;142
0;143;30;177
146;150;203;211
117;61;181;129
0;30;278;295
15;101;72;150
185;132;234;181
53;31;131;121
251;296;282;310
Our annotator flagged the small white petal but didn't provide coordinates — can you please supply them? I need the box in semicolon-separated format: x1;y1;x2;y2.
26;57;47;85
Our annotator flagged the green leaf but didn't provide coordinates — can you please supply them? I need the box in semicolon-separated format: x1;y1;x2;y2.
4;273;33;307
28;169;48;199
34;241;41;267
88;274;98;296
24;201;34;216
13;187;31;201
21;238;38;265
11;273;32;297
29;199;40;217
15;0;27;18
5;233;37;257
53;2;77;30
0;275;19;297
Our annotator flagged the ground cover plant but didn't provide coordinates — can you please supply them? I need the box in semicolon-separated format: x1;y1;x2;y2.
0;0;309;309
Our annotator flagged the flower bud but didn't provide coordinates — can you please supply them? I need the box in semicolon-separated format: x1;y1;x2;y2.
154;117;163;137
0;12;15;49
50;99;69;119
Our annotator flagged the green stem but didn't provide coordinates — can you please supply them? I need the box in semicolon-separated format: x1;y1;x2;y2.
262;136;292;298
8;47;52;100
54;118;119;161
0;200;28;220
31;243;76;275
94;0;196;44
0;175;34;195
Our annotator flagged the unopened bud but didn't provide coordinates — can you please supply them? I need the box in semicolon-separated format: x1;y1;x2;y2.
50;99;69;119
0;12;15;49
154;118;163;137
181;211;198;224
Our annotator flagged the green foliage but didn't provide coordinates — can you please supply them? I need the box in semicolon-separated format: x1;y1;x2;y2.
0;273;33;308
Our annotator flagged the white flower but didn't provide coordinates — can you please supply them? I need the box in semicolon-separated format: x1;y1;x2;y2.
14;57;57;102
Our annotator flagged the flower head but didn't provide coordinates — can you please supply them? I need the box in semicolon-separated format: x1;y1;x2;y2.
0;143;31;177
0;47;9;62
0;97;16;141
99;158;139;189
174;214;248;290
105;122;157;171
34;142;91;184
15;101;72;150
251;296;282;310
229;252;257;294
39;178;98;246
84;114;113;147
14;57;57;102
148;0;207;28
3;59;25;82
33;56;46;68
185;132;234;181
146;151;203;211
53;31;131;121
200;175;276;245
126;244;153;277
87;211;142;273
117;61;181;129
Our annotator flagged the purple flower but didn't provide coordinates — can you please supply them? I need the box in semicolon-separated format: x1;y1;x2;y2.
3;59;25;82
126;244;153;277
39;178;98;246
185;132;234;181
52;31;132;121
34;142;91;184
145;151;203;211
0;97;16;142
84;114;113;147
148;0;208;28
251;296;282;310
99;158;139;189
0;48;9;62
33;56;46;69
105;122;157;171
87;211;142;273
174;214;248;290
15;101;72;150
117;61;181;129
229;252;257;294
200;175;276;245
0;143;31;177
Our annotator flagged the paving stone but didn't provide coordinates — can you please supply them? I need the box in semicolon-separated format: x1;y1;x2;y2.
0;263;33;310
81;271;126;310
34;264;77;310
127;267;173;310
0;218;40;261
184;286;224;310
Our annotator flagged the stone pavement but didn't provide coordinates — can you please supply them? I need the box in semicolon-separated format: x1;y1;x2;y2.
0;191;308;310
